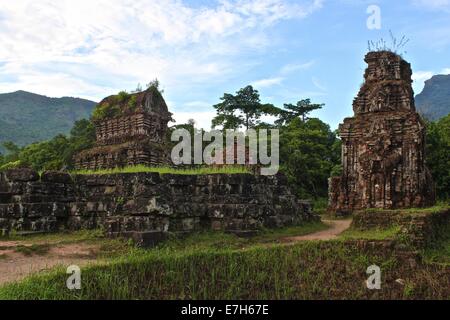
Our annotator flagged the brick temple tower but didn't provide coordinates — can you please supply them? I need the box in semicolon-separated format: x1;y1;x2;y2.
74;86;172;170
328;51;435;213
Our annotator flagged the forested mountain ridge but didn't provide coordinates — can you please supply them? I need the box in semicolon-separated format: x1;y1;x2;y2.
416;74;450;121
0;90;96;151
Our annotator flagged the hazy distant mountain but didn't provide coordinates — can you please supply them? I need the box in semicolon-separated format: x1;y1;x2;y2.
416;74;450;121
0;90;96;151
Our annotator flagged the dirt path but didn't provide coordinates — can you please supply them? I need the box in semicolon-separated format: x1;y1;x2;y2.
0;242;100;286
282;219;352;243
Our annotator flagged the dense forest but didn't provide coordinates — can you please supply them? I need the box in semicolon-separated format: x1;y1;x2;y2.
0;91;96;152
0;85;449;200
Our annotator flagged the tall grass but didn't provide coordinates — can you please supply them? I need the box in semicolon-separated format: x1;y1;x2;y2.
72;165;251;176
0;225;449;300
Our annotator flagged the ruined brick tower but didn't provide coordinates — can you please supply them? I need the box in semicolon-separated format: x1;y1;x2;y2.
74;86;172;170
329;51;435;213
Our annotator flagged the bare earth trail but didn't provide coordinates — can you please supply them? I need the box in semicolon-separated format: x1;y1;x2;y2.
0;242;100;286
281;219;352;243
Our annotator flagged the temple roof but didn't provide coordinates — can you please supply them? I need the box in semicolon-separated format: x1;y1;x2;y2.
92;86;171;122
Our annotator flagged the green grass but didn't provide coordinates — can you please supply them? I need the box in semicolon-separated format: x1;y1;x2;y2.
339;225;402;241
158;221;329;252
0;229;105;244
0;229;131;260
13;244;51;256
71;165;251;176
312;197;328;216
361;203;450;216
1;240;448;300
422;223;450;266
0;221;448;300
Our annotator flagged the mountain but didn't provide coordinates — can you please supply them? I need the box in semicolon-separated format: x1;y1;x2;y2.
416;74;450;121
0;90;96;151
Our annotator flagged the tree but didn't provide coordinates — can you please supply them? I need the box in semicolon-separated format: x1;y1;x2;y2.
0;119;96;172
279;117;340;199
212;86;276;130
146;78;164;93
426;114;450;200
275;99;324;125
133;83;143;93
0;141;21;166
2;141;20;156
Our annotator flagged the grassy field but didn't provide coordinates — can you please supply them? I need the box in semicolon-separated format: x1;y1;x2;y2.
0;220;448;300
71;165;251;176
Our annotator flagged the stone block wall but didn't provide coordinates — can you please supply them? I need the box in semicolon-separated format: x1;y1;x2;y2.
352;208;450;248
0;169;315;238
0;169;74;234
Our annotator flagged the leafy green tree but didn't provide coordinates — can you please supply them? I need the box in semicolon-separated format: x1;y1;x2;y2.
19;135;69;171
0;119;96;172
279;117;340;199
0;141;21;165
275;99;324;125
426;114;450;200
2;141;20;156
212;86;277;130
146;78;164;93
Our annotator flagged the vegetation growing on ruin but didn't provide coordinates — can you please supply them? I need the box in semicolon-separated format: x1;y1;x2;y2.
339;226;402;241
91;90;138;121
91;82;163;122
423;222;450;266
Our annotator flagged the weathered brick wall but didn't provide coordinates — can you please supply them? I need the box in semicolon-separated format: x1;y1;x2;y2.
0;169;315;238
0;169;74;234
352;208;450;248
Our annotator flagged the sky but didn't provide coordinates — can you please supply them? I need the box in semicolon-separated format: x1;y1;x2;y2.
0;0;450;130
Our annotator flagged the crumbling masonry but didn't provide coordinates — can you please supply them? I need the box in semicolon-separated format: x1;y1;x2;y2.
329;51;435;213
74;87;172;170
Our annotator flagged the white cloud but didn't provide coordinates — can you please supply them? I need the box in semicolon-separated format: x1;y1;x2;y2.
171;111;217;130
0;0;322;102
412;0;450;10
251;77;284;88
280;60;315;75
412;71;434;93
441;68;450;74
312;76;327;92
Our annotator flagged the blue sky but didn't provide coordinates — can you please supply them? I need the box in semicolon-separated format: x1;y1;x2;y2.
0;0;449;130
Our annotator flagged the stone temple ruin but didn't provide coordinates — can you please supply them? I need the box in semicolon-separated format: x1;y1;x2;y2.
329;51;435;213
0;86;316;244
74;86;172;170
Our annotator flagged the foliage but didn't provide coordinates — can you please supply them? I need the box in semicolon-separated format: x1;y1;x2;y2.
91;90;136;121
339;226;402;241
0;119;95;172
0;90;95;153
426;113;450;199
279;118;341;199
275;99;324;125
212;86;279;130
367;31;409;54
146;78;164;93
210;85;338;199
